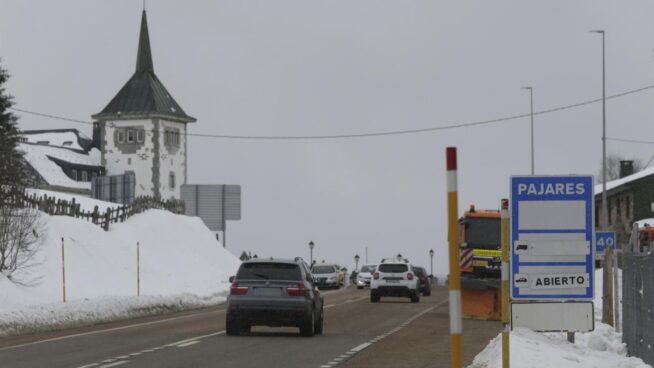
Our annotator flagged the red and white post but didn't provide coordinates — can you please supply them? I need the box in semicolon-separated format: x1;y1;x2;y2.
446;147;462;367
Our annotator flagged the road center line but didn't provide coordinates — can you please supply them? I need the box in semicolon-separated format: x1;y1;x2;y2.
98;361;129;368
176;340;201;348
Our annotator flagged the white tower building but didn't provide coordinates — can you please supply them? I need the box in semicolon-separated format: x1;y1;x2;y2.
92;10;196;200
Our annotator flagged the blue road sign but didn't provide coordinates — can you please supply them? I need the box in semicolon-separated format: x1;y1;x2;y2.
510;176;595;300
595;231;616;254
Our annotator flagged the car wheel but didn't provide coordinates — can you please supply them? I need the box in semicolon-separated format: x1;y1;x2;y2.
357;286;363;290
226;317;240;336
411;293;420;303
300;309;315;337
424;289;431;296
314;308;324;335
370;292;380;303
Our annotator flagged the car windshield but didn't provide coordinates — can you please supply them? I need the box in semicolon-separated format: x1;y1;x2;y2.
237;262;301;281
378;264;408;273
360;265;375;273
312;265;336;274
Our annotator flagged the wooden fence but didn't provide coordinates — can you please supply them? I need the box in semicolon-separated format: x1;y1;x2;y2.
7;191;185;231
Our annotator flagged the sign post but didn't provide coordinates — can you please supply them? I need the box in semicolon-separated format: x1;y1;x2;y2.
510;176;595;333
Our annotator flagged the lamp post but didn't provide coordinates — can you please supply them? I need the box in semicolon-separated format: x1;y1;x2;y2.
591;28;611;329
429;249;434;276
590;30;607;231
354;254;360;270
308;241;315;266
521;86;535;175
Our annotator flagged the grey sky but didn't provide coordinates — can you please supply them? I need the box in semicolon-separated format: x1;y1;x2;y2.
2;1;654;273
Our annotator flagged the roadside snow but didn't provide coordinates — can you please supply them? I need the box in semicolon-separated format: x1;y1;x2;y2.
0;207;240;337
468;268;650;368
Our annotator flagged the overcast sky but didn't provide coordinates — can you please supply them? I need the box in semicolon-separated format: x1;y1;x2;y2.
2;1;654;274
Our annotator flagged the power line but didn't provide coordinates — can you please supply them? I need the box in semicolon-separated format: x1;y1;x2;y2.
9;83;654;140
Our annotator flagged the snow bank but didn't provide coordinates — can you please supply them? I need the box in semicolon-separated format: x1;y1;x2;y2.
0;208;240;337
468;268;650;368
469;325;649;368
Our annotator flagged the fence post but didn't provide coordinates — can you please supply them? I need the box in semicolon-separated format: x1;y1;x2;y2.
606;246;614;327
61;237;66;303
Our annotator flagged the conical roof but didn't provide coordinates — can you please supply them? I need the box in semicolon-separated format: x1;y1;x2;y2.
93;11;196;123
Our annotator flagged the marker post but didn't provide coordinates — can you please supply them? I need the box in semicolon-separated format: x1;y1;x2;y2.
446;147;462;368
501;199;510;368
61;237;66;303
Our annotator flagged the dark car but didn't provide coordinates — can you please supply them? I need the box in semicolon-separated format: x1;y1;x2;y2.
226;258;324;337
413;266;431;296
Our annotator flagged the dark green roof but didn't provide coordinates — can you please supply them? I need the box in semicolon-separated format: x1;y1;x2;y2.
92;11;196;123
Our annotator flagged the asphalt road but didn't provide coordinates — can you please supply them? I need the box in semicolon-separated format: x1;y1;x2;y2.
0;285;500;368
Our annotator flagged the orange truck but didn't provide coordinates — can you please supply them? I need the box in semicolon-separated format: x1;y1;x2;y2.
459;205;502;321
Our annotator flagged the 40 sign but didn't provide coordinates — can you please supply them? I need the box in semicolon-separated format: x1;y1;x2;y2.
510;176;595;300
596;231;616;256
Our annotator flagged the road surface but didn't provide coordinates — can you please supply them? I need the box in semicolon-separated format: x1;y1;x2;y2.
0;284;500;367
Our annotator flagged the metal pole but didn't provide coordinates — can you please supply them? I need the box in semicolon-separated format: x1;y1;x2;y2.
430;253;434;276
365;246;368;264
613;246;620;332
521;86;535;175
446;147;463;368
137;241;141;297
500;199;510;368
222;185;226;248
61;237;66;303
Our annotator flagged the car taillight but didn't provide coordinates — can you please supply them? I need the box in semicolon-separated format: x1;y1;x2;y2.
407;272;414;280
373;272;380;280
230;282;248;295
287;283;307;296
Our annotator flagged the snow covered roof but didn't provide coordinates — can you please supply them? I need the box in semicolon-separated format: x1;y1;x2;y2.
19;143;101;190
22;129;92;151
593;165;654;195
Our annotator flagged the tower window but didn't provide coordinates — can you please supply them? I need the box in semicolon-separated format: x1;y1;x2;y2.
71;169;78;181
169;172;176;189
117;131;125;144
137;130;145;143
127;130;135;143
81;171;88;182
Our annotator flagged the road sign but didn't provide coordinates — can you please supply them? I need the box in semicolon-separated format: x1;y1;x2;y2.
510;176;595;300
595;231;616;257
180;184;242;231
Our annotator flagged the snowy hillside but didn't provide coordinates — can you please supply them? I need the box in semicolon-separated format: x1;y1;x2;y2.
0;195;241;336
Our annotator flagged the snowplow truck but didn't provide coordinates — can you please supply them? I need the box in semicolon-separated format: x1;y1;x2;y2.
458;205;502;321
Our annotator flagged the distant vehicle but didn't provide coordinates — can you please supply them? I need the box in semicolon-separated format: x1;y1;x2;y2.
311;263;341;289
370;257;420;303
226;258;324;337
515;277;528;283
413;266;431;296
355;264;377;289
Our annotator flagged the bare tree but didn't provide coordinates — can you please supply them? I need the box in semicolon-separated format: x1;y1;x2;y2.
0;206;45;284
597;154;644;184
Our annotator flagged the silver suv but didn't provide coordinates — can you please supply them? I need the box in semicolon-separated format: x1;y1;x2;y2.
370;258;420;303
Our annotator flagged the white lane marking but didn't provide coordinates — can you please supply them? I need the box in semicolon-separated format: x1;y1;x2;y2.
324;304;335;309
0;307;227;352
128;352;142;356
100;359;116;363
116;356;129;359
318;298;449;367
176;340;201;348
141;349;155;353
98;361;129;368
76;364;99;368
351;342;372;352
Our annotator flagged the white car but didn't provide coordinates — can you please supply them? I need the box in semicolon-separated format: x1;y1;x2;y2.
370;258;420;303
356;264;377;289
311;264;341;289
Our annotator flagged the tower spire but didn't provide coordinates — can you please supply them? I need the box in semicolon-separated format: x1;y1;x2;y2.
135;10;153;73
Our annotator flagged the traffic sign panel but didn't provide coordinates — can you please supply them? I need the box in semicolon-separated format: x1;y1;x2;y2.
595;231;616;255
510;176;595;300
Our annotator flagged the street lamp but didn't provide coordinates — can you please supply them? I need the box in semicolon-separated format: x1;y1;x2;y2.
308;241;315;266
354;254;360;270
429;249;434;276
590;29;607;231
521;86;535;175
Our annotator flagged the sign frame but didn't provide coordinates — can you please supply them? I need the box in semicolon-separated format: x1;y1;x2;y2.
510;175;595;301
